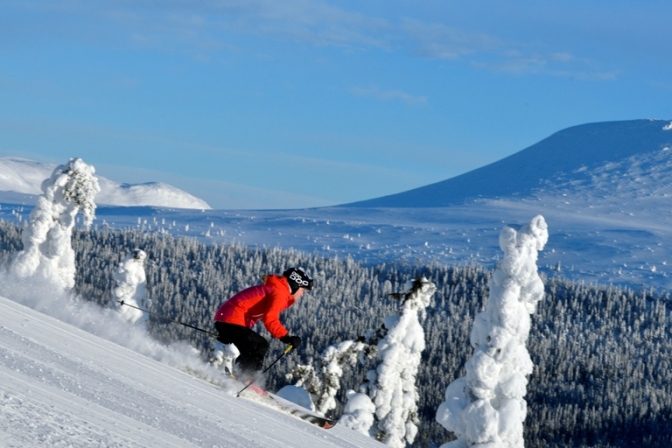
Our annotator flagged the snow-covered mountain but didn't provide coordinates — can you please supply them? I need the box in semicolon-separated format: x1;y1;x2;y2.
346;119;672;207
0;292;382;447
0;157;211;210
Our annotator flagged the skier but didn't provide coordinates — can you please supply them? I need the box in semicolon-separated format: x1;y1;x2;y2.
213;267;313;376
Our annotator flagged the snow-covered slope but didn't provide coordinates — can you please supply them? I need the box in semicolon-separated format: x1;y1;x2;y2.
0;293;381;447
0;157;210;210
95;178;210;209
346;119;672;207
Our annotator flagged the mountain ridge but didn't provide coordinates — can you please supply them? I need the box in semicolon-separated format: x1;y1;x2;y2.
345;119;672;207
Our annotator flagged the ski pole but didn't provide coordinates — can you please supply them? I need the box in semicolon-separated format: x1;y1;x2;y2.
118;300;219;338
236;345;293;397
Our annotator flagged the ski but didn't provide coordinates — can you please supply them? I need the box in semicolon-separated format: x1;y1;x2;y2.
266;391;338;429
236;381;338;429
182;365;339;428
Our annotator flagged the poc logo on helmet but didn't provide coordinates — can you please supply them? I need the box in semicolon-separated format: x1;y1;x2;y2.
289;271;310;287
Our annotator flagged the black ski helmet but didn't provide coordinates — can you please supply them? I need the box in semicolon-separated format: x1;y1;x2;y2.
283;267;313;294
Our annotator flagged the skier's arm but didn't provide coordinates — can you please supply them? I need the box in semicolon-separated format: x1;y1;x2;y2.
261;290;290;339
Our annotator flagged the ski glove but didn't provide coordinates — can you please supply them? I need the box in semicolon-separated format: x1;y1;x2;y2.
280;335;302;349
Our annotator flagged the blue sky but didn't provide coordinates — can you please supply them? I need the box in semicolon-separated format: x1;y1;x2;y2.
1;1;671;209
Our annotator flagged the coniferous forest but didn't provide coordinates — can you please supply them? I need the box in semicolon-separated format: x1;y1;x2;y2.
0;220;670;447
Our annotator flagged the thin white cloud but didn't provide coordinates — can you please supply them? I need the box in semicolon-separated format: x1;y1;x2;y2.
116;2;621;81
401;18;501;59
350;86;427;106
105;0;393;52
399;18;617;80
648;80;672;92
5;0;622;80
473;50;619;80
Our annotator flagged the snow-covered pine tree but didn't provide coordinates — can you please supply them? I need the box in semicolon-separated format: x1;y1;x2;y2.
345;276;436;448
340;390;376;435
112;249;149;327
11;158;100;290
436;215;548;448
289;339;369;416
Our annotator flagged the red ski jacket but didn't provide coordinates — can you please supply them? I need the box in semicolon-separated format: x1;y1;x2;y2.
213;275;295;339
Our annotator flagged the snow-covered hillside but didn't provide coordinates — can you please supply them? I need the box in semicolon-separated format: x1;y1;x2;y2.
0;292;382;447
0;157;210;210
346;119;672;208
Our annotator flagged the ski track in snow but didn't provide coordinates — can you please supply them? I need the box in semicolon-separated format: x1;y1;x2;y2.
0;296;383;448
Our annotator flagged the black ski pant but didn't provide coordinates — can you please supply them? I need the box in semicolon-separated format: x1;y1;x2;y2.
215;321;269;373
